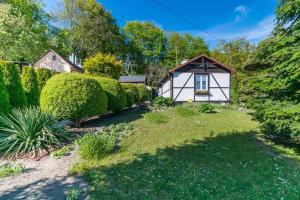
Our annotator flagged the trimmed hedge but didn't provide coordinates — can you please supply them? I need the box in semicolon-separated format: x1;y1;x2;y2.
94;77;127;112
0;67;10;114
121;83;137;107
36;68;56;90
40;73;108;125
22;66;39;106
0;62;26;107
84;53;122;80
135;84;151;102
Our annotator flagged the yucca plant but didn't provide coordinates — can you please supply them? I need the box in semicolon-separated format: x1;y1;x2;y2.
0;106;70;158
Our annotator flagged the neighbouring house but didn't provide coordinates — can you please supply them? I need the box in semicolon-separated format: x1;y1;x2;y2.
157;55;235;102
33;49;83;73
119;75;147;85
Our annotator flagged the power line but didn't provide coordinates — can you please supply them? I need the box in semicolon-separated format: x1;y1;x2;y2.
152;0;221;41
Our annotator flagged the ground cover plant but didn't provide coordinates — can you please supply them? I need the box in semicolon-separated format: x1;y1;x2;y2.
50;146;72;159
196;103;216;113
71;105;300;199
0;106;70;158
153;96;174;109
0;164;25;179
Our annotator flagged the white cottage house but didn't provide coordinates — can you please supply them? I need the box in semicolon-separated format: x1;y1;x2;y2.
33;49;83;73
157;55;235;102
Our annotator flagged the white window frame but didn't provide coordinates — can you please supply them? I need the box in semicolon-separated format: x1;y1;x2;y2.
195;74;208;91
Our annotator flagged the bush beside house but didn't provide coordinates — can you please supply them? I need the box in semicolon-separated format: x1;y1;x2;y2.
94;77;127;112
40;73;108;126
84;52;122;80
136;84;151;102
0;62;27;107
36;68;56;90
121;83;136;107
22;66;40;106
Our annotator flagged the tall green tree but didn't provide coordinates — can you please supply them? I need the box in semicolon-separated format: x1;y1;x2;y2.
60;0;126;59
0;62;27;107
22;66;39;106
211;38;255;104
124;21;167;74
0;1;49;61
164;32;209;67
243;0;300;139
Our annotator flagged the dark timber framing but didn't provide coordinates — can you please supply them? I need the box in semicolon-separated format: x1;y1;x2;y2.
157;55;235;103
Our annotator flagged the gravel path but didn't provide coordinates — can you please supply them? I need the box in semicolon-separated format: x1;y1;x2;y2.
0;150;88;200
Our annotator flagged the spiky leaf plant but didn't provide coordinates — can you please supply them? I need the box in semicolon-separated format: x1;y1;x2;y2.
0;106;70;158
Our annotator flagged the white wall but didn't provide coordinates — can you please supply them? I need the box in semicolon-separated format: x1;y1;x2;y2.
34;51;72;72
158;72;230;102
158;79;171;98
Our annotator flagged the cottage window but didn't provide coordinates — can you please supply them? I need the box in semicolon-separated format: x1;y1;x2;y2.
195;75;208;90
52;55;56;61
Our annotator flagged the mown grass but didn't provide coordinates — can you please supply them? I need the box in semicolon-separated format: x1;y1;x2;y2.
71;105;300;199
145;112;169;124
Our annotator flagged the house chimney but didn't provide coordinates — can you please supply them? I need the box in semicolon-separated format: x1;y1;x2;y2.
181;59;189;65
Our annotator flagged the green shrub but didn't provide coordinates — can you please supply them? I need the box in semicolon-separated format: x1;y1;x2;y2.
136;84;151;102
255;102;300;140
153;96;174;109
40;73;108;125
21;66;39;106
0;106;70;158
0;67;10;114
0;62;26;107
121;83;139;104
175;106;196;117
146;112;169;124
77;133;115;160
0;164;25;178
197;103;215;113
84;52;122;80
121;83;137;107
94;77;126;112
66;188;82;200
50;146;72;159
102;123;134;140
36;68;56;90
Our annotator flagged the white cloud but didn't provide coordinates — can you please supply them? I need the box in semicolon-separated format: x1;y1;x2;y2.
234;5;251;21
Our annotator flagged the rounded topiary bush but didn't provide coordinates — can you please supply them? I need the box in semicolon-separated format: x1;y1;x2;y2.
94;77;127;112
135;84;151;102
121;83;137;107
40;73;108;125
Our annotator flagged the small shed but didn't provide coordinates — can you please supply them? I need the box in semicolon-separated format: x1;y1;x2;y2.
119;75;147;85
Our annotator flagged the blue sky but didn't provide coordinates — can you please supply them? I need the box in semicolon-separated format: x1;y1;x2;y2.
44;0;277;48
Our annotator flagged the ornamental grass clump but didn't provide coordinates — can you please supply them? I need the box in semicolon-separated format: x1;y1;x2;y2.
0;106;70;158
77;133;115;160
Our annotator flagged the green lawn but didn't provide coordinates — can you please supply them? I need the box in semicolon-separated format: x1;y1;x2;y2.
72;104;300;200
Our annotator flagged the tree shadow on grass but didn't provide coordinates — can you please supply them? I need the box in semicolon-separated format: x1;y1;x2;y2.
82;131;300;200
0;175;87;200
84;106;149;128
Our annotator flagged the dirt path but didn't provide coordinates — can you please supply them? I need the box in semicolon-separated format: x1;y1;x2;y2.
0;150;88;200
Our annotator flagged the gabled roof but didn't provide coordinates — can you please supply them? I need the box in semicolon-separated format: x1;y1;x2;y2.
119;75;146;83
34;49;83;73
169;54;235;73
